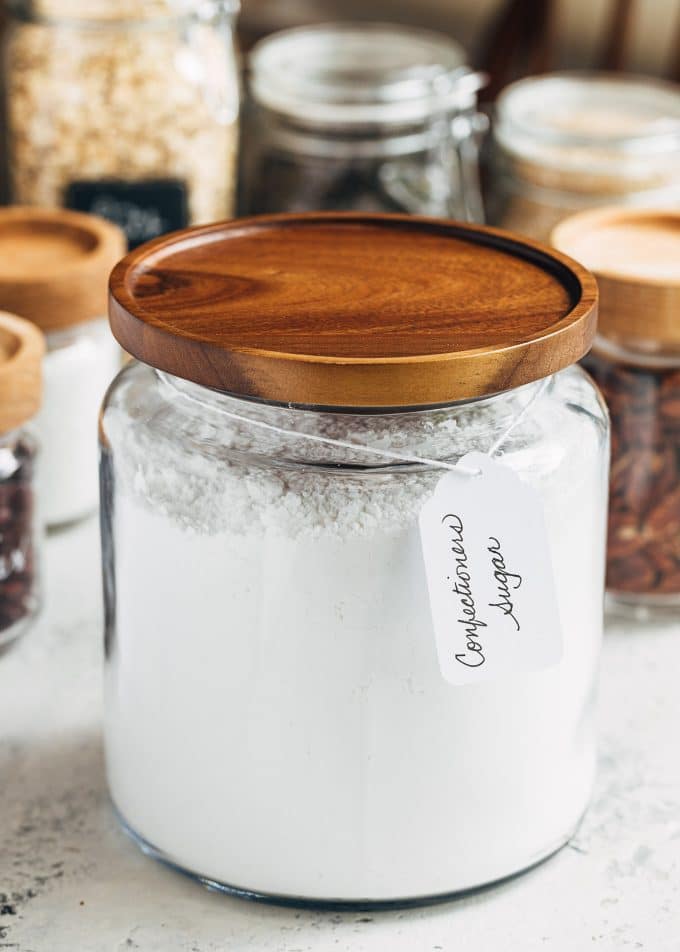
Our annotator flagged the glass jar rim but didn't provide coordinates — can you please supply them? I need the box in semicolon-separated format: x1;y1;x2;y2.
250;22;484;127
496;72;680;169
6;0;239;27
151;369;554;477
158;367;551;416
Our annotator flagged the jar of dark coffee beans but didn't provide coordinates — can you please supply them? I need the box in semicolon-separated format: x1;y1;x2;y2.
241;23;486;221
0;312;44;648
553;207;680;619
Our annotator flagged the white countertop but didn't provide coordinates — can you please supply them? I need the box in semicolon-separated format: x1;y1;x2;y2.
1;518;679;951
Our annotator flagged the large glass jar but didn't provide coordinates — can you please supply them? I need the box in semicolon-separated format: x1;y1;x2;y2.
101;213;609;906
0;207;125;528
0;312;44;650
490;73;680;242
5;0;240;248
239;23;486;221
553;206;680;619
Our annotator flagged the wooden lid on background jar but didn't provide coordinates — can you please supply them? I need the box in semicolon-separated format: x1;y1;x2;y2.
551;208;680;353
0;311;44;434
0;207;126;334
109;212;598;408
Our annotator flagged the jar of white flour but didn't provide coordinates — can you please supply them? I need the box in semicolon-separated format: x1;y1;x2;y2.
0;208;126;527
102;213;609;906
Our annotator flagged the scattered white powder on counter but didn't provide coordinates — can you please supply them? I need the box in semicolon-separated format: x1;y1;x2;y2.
103;364;607;901
39;320;120;527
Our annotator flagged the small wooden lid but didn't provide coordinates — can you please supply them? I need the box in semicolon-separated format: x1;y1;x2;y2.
0;207;126;334
109;213;598;408
0;311;44;434
551;208;680;350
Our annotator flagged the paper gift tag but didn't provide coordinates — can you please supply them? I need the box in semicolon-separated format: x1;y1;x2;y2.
419;452;563;686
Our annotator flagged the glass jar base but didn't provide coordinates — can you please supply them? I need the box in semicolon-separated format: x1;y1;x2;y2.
606;590;680;623
114;804;583;911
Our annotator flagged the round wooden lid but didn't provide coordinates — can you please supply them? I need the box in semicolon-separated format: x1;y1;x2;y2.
109;213;598;408
0;207;126;334
0;311;44;434
552;208;680;351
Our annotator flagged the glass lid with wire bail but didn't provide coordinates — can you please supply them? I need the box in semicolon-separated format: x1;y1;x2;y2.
241;23;487;221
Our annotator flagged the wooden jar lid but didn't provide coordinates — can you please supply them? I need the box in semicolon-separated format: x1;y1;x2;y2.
551;208;680;350
109;213;598;408
0;312;45;434
0;207;126;334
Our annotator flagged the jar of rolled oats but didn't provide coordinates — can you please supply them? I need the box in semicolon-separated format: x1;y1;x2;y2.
553;207;680;619
4;0;240;248
491;73;680;242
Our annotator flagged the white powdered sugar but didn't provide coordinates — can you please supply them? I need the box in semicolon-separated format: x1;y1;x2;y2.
102;362;607;902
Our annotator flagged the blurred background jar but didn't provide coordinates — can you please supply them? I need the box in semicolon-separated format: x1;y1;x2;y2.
239;22;487;221
552;207;680;620
3;0;240;248
489;73;680;241
0;311;43;649
0;207;125;528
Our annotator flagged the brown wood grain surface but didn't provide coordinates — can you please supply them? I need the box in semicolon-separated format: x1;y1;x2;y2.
109;212;598;408
0;311;44;433
552;208;680;351
0;207;126;332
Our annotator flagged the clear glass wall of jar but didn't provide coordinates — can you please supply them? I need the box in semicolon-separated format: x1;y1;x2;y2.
0;312;44;650
101;364;609;903
552;207;680;620
490;73;680;243
4;0;240;248
239;23;487;221
101;213;608;905
0;207;126;528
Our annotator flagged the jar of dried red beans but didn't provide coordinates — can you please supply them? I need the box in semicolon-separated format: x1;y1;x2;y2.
0;311;44;648
553;207;680;617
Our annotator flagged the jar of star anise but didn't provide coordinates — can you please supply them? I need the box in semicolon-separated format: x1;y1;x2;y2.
553;207;680;617
0;311;44;648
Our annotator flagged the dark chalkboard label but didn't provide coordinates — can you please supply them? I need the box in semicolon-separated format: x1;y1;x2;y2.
65;179;189;248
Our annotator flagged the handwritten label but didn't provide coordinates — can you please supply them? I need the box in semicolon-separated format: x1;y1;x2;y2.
419;452;562;685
